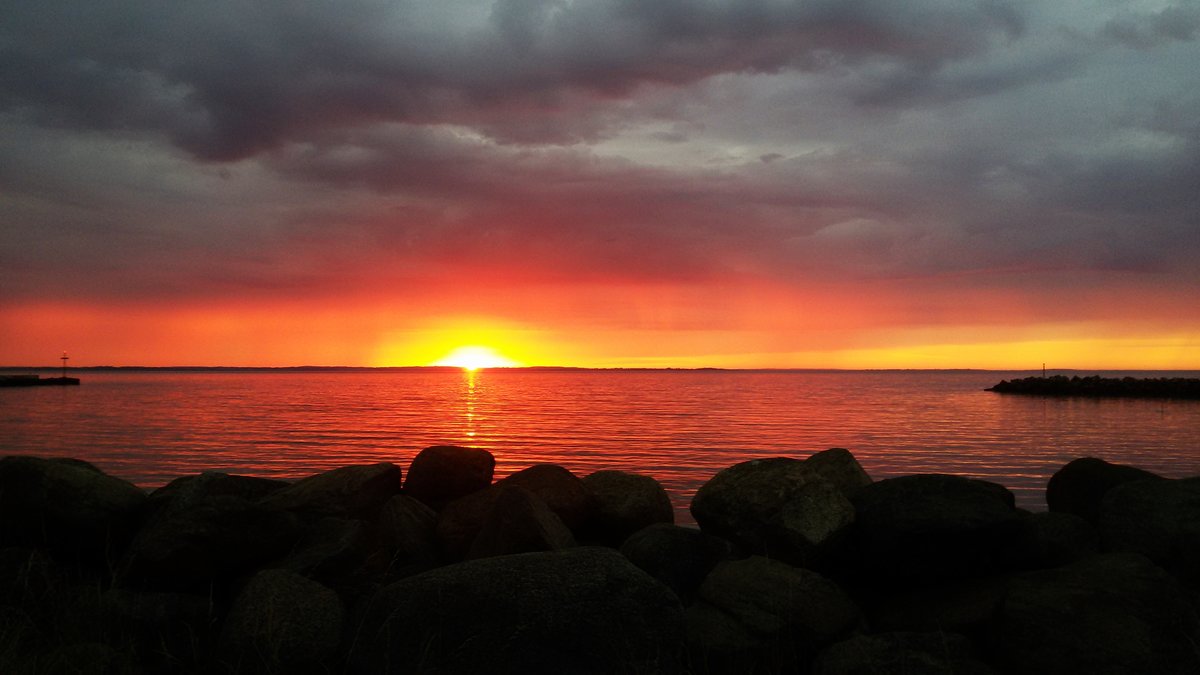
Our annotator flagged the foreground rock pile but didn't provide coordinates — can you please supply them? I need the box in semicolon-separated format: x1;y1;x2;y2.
2;449;1198;674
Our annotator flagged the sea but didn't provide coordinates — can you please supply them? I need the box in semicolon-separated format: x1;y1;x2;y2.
2;368;1198;523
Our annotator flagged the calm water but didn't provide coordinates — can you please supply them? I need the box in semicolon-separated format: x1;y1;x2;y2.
3;369;1198;523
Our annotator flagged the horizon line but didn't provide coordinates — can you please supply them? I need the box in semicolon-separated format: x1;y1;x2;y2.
3;365;1198;373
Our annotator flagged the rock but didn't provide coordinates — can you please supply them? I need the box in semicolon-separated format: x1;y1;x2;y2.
803;447;873;497
46;641;137;675
218;569;344;675
690;455;860;565
1098;476;1200;585
620;523;731;603
465;486;576;560
863;576;1008;634
768;478;857;566
0;456;146;559
278;517;370;581
260;463;402;520
435;487;504;560
687;556;859;673
435;465;594;560
851;474;1024;584
1020;510;1098;569
351;547;684;675
101;588;215;668
992;552;1200;674
1046;457;1161;523
146;471;287;515
121;494;301;590
403;445;495;509
814;631;997;675
499;464;597;530
373;494;438;572
581;470;674;545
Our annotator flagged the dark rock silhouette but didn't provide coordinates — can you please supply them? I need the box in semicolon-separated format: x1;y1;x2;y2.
260;463;402;520
814;631;997;675
218;569;344;674
992;552;1200;674
686;555;859;673
350;547;684;675
403;445;494;509
987;375;1200;398
464;485;576;560
5;449;1200;674
1046;457;1161;522
0;456;145;559
371;494;439;573
620;523;732;603
690;450;870;566
498;463;598;530
434;463;594;561
581;469;674;545
850;474;1024;584
121;493;301;590
1099;476;1200;586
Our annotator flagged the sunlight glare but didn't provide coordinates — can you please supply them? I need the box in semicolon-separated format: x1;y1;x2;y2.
431;345;521;370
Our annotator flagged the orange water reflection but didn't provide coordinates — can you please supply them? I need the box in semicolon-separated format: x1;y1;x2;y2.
3;369;1199;524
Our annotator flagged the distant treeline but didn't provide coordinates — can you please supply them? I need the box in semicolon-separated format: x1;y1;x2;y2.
988;375;1200;399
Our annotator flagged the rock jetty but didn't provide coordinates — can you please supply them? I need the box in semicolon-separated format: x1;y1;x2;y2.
2;449;1199;674
987;375;1200;399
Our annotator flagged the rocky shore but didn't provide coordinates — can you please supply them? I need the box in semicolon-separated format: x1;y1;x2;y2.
2;448;1198;674
987;375;1200;398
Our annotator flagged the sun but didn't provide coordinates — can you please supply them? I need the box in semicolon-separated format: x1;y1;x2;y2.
431;345;521;370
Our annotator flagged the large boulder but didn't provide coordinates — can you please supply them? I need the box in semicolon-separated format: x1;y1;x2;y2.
861;576;1008;634
465;486;576;560
1046;457;1161;523
1019;510;1098;569
435;465;594;560
690;451;867;565
260;463;402;520
992;552;1200;674
801;447;874;497
351;547;685;675
850;474;1024;584
278;517;370;581
1098;476;1200;585
372;494;439;573
218;569;344;675
581;470;674;545
814;631;997;675
100;588;216;669
686;556;860;673
619;523;731;603
0;456;146;558
403;445;494;509
121;494;301;590
146;471;287;515
499;464;597;530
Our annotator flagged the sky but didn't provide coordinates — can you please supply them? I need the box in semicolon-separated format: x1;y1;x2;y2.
2;0;1198;369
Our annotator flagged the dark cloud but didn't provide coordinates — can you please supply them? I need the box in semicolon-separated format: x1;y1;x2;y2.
1;0;1023;160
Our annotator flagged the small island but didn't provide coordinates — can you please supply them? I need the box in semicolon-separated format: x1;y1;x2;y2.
987;375;1200;399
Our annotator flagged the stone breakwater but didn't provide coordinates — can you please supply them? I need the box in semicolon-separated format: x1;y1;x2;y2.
2;449;1199;674
987;375;1200;398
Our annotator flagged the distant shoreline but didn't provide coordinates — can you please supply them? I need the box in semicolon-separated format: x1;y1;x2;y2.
3;365;1198;375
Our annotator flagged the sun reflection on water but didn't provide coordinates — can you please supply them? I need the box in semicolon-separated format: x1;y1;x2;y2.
463;369;478;438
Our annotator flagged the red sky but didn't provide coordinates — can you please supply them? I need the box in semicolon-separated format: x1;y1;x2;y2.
2;1;1199;368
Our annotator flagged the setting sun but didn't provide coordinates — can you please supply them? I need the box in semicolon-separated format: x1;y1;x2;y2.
430;345;521;370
